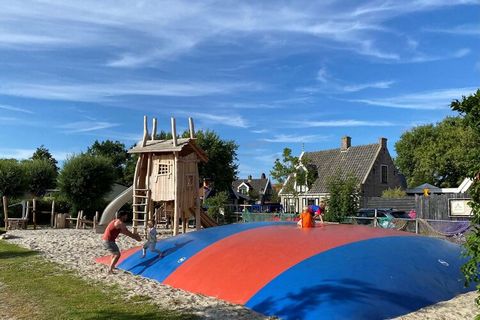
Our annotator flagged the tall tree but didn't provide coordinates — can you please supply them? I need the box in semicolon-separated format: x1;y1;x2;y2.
182;130;238;192
87;140;129;184
0;159;27;198
451;90;480;310
31;145;58;173
395;116;479;188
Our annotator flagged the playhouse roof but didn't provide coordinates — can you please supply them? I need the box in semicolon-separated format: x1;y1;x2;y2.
129;138;208;161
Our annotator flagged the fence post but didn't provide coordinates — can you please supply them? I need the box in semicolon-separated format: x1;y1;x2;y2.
415;218;419;234
32;198;37;230
373;209;378;228
50;200;55;227
2;196;8;230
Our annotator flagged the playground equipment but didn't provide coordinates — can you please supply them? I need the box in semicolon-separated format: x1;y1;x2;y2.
96;223;473;319
98;116;209;235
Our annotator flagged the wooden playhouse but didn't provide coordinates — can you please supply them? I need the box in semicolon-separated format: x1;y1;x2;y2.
128;116;211;235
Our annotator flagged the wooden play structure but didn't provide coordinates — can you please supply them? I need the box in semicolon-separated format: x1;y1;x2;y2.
128;116;208;235
2;196;98;230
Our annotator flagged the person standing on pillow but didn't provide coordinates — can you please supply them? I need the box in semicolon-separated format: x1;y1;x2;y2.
102;211;142;274
298;206;315;228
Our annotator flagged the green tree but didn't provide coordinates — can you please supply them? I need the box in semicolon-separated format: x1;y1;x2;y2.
0;159;27;198
203;191;229;223
395;116;479;188
324;173;359;222
23;159;57;197
270;148;317;211
58;154;116;214
451;90;480;308
183;130;238;192
87;140;129;185
31;145;58;173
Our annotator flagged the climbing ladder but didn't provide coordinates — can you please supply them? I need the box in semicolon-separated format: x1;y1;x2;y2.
132;188;151;233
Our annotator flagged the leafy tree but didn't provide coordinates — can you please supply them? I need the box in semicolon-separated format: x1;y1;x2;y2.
0;159;27;198
203;191;229;223
324;173;359;222
395;116;479;188
451;90;480;308
58;154;116;214
183;130;238;192
381;187;407;199
23;159;57;197
270;148;318;211
155;130;173;140
31;145;58;173
87;140;129;184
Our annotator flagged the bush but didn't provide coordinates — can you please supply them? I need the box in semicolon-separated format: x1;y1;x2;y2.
23;159;57;197
204;191;229;224
382;187;407;198
324;173;359;222
58;154;115;214
0;159;27;198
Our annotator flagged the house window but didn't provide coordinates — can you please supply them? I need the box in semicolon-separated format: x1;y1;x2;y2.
239;186;248;195
158;164;170;175
381;165;388;184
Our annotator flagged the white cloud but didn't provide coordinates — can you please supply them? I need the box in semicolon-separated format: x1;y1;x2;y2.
424;24;480;36
354;87;479;110
262;134;329;143
342;81;395;92
187;112;249;128
1;0;475;66
0;104;34;114
0;81;261;102
0;148;70;160
251;129;269;134
316;67;328;83
58;121;119;133
284;120;396;128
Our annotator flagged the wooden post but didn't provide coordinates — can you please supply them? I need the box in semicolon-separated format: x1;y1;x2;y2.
373;209;377;228
142;115;149;147
195;164;201;231
2;196;8;230
415;218;419;234
171;117;177;147
173;152;179;236
94;211;99;229
50;200;55;227
189;117;195;139
32;199;37;230
151;117;157;141
76;211;82;229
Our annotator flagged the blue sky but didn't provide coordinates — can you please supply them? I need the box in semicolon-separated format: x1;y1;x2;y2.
0;0;479;181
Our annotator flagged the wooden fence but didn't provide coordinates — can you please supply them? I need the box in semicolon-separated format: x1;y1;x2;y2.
364;193;471;220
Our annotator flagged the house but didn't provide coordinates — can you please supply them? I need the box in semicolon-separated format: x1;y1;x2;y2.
232;173;273;204
280;136;406;213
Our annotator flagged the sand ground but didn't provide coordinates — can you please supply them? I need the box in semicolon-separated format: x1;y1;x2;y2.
3;228;478;319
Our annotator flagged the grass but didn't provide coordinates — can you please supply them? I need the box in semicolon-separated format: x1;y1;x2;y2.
0;240;198;320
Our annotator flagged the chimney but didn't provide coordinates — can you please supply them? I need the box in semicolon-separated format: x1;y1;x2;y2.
260;173;266;179
341;136;351;151
379;137;387;149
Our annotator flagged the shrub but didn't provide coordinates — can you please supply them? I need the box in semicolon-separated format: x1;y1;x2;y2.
204;191;229;223
0;159;27;198
382;187;407;198
23;159;57;197
58;154;115;214
324;173;359;222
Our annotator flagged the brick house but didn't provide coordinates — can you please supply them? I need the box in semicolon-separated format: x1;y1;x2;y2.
280;136;406;213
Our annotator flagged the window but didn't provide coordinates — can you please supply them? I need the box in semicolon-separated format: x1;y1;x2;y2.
381;165;388;184
158;164;170;175
239;186;248;195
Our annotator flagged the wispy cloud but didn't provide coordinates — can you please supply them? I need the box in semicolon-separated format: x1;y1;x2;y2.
424;24;480;36
58;121;119;133
0;148;70;160
251;129;269;134
261;134;329;143
284;119;396;128
186;112;249;128
0;104;34;114
407;48;471;63
342;81;395;92
0;81;261;102
353;87;479;110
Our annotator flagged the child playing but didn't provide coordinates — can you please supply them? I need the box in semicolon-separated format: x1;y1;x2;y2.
297;206;315;228
141;220;163;258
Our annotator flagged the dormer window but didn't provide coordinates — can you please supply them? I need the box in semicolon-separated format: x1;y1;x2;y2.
239;185;248;195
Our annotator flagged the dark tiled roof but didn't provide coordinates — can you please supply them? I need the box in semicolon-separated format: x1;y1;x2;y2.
232;178;269;194
304;143;380;194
